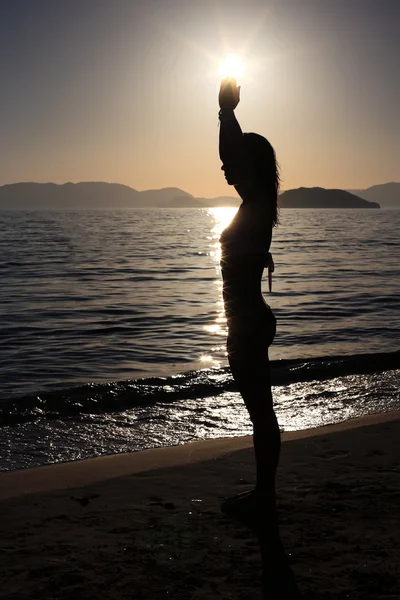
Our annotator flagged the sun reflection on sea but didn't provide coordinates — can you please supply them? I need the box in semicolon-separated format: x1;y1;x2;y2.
208;206;238;235
198;207;238;367
204;312;226;335
208;206;238;260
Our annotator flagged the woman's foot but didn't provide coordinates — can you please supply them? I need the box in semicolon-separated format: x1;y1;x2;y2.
262;560;305;599
222;492;304;597
221;488;277;530
220;488;258;515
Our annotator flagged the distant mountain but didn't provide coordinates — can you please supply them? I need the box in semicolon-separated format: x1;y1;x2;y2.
0;182;385;210
279;187;379;208
196;196;240;207
345;189;364;196
352;182;400;208
0;182;199;209
164;195;205;208
134;187;196;207
0;182;241;209
0;182;141;209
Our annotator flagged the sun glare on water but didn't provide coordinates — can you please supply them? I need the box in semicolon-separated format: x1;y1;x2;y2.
219;54;244;79
209;206;238;236
208;206;238;260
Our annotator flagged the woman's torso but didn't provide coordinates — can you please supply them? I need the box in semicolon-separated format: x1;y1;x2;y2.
220;202;274;331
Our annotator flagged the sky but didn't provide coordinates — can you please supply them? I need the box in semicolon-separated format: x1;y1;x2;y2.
0;0;399;197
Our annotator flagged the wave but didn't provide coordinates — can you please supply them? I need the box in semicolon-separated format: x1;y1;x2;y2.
1;350;399;427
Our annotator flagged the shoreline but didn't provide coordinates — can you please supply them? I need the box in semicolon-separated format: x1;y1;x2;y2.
1;409;399;501
0;409;399;599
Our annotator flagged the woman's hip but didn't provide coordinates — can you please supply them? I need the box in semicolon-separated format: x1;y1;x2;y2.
226;307;276;359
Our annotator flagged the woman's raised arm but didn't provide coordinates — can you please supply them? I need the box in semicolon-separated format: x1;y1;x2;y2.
218;78;243;165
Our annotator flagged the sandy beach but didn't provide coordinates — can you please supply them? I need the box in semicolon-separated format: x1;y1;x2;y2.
1;411;399;600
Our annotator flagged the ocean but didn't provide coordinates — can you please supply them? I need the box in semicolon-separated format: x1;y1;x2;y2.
1;208;399;471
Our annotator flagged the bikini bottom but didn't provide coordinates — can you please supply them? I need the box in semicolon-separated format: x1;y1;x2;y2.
226;308;276;396
226;308;276;361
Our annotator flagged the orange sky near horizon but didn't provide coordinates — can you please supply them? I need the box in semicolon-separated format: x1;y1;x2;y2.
1;1;398;198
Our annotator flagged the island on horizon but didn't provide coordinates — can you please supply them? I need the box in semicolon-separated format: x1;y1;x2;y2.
0;181;397;210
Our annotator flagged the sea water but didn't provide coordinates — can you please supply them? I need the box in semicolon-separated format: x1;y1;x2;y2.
1;208;399;470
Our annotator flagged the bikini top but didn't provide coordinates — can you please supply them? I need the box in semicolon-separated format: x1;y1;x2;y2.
220;228;275;292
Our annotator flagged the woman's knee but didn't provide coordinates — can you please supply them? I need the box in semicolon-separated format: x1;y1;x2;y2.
252;409;279;432
238;385;274;421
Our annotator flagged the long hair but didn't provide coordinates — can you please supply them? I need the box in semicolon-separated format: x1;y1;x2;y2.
243;132;280;226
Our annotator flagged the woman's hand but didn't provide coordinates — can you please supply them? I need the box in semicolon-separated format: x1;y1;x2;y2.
219;77;240;110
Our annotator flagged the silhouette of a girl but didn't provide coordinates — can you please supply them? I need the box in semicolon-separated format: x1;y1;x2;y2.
218;77;304;600
219;77;279;510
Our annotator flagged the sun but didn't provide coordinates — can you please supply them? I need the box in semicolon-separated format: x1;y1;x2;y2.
219;54;244;79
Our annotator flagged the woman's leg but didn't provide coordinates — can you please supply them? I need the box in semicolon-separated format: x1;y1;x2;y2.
253;392;281;496
228;353;281;500
227;338;304;597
